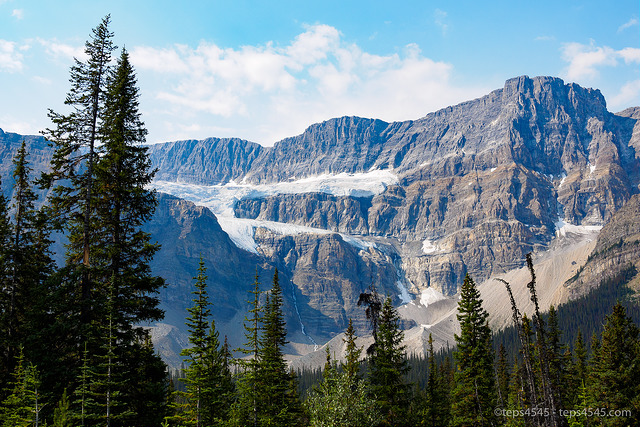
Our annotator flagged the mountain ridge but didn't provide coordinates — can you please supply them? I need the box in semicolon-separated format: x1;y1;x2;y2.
2;75;639;368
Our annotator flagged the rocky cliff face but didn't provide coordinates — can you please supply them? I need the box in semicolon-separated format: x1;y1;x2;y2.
146;193;405;356
148;137;264;185
564;193;640;297
148;75;639;310
245;116;389;182
0;129;53;201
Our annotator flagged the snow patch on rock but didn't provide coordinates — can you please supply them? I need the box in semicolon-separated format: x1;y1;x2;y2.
422;239;439;254
554;219;602;237
150;170;394;252
420;287;446;307
396;281;412;305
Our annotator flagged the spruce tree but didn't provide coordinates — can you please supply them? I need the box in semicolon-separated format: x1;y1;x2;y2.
0;348;37;427
53;388;71;427
368;296;411;426
200;320;234;426
231;271;263;427
94;47;166;426
126;336;168;427
505;360;525;427
94;47;164;333
566;331;588;409
4;142;38;365
258;269;303;426
423;333;447;427
589;303;640;427
71;343;95;427
89;284;130;427
496;343;510;410
0;142;54;380
40;15;117;332
174;258;212;427
305;349;381;427
0;175;10;379
173;258;233;426
451;274;497;427
342;318;361;383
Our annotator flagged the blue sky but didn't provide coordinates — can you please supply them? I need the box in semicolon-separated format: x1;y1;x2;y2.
1;0;638;145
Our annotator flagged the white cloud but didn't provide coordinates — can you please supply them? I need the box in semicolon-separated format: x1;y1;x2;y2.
434;9;449;36
37;38;85;61
32;75;52;85
618;18;639;33
131;24;487;144
561;41;640;81
0;39;23;72
609;80;640;110
130;45;189;73
11;9;23;19
618;47;640;64
0;114;38;135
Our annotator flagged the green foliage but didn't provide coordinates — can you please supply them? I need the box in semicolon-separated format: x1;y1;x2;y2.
342;318;361;383
422;333;449;427
0;143;53;378
171;259;233;427
230;271;262;427
589;303;640;426
52;389;71;427
0;349;42;427
257;269;304;426
451;274;497;427
306;353;381;427
368;296;411;426
230;269;304;427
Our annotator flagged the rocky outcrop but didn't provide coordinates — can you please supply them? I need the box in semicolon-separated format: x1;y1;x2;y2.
146;193;264;324
246;117;389;182
253;228;401;338
564;194;640;297
234;193;372;235
147;137;263;185
0;128;53;201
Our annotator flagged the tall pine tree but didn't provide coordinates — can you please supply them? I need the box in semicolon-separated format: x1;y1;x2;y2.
451;274;497;427
40;15;117;334
1;142;53;377
173;258;232;426
589;303;640;427
368;296;411;427
258;269;303;426
94;46;166;427
231;270;264;427
0;175;10;380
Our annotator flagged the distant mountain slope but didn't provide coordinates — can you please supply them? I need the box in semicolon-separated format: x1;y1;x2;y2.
0;129;53;200
564;193;640;297
147;137;264;185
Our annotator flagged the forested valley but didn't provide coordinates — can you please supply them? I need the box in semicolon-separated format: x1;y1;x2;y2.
1;16;639;427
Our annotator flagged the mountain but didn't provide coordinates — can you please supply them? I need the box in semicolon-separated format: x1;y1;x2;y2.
0;128;53;201
149;75;639;294
2;75;639;368
146;75;640;364
564;193;640;297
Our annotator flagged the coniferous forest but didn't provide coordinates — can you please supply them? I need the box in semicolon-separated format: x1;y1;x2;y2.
1;16;640;427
